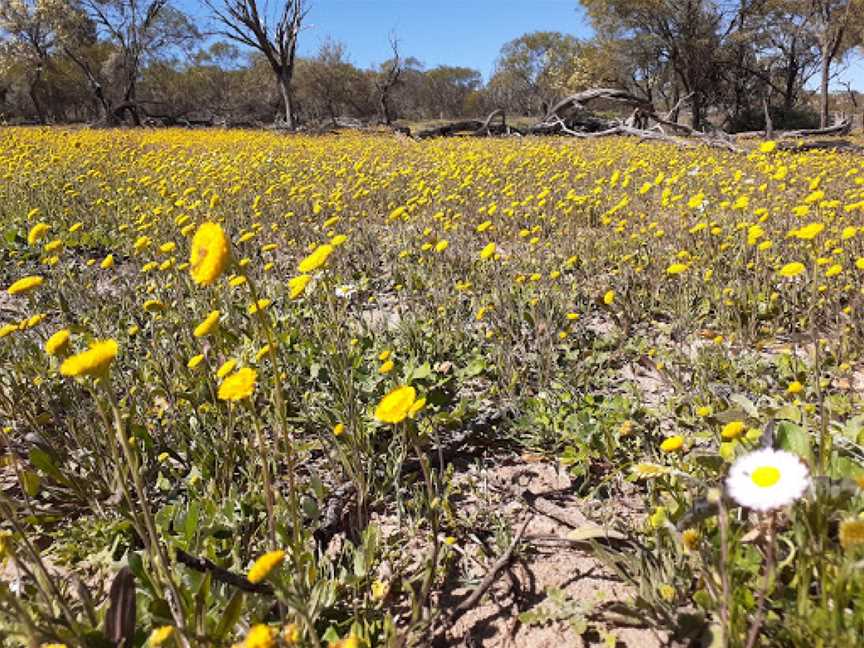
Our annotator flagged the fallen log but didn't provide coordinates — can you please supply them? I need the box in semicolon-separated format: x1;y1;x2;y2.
406;87;844;154
775;139;864;153
415;119;486;139
735;118;852;139
414;111;524;139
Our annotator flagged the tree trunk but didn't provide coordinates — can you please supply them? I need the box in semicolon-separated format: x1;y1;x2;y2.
278;71;295;129
670;85;681;123
28;81;45;124
819;48;830;128
379;92;392;125
691;92;703;132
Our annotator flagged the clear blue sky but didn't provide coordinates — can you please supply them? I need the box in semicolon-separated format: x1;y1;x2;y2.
183;0;863;88
297;0;591;76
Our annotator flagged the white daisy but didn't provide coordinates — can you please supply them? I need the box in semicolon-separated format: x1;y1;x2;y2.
726;448;810;512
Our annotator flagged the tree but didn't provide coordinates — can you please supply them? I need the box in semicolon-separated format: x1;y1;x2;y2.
489;31;583;115
580;1;725;129
0;0;69;122
295;38;363;125
56;0;197;124
807;0;864;126
424;65;482;117
374;33;403;124
205;0;306;127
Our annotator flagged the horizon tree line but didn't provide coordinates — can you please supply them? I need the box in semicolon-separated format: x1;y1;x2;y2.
0;0;862;130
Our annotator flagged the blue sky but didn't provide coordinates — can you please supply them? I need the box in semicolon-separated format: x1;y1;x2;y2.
182;0;863;88
296;0;591;76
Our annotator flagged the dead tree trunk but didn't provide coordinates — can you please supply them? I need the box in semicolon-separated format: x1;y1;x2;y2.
277;69;295;128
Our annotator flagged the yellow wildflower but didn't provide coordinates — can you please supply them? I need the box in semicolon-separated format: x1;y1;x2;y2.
60;340;118;378
218;367;257;401
8;275;43;295
248;550;285;584
189;222;231;286
374;385;417;424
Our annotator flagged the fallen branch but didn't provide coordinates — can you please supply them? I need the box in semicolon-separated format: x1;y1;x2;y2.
450;518;530;617
542;88;653;122
430;517;531;645
474;108;505;136
175;548;273;595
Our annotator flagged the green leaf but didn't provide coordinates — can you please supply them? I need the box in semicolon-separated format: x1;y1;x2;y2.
830;456;861;480
321;627;341;643
775;404;802;424
411;362;432;380
775;421;813;463
214;591;244;641
29;448;69;485
184;500;200;545
127;551;155;596
20;470;40;497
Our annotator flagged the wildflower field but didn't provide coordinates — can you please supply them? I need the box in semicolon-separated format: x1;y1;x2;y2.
3;127;864;647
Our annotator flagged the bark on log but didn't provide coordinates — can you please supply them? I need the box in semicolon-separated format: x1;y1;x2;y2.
735;118;852;139
415;120;486;139
542;88;653;122
775;139;864;153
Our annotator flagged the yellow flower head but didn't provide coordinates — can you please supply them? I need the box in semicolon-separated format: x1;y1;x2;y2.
330;634;361;648
479;242;497;260
148;626;175;646
216;358;238;378
786;380;803;395
288;274;312;299
793;222;824;240
778;262;805;278
189;222;231;286
721;420;746;439
839;519;864;550
374;385;417;424
193;310;221;337
283;623;301;645
60;340;118;378
27;222;51;245
100;254;114;270
659;435;684;453
298;243;334;273
218;367;257;401
244;624;275;648
666;263;687;275
248;299;271;315
603;290;615;305
44;329;71;356
681;528;700;551
247;550;285;584
8;275;43;295
143;299;165;313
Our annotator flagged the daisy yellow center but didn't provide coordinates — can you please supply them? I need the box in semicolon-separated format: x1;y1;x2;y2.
752;466;781;488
